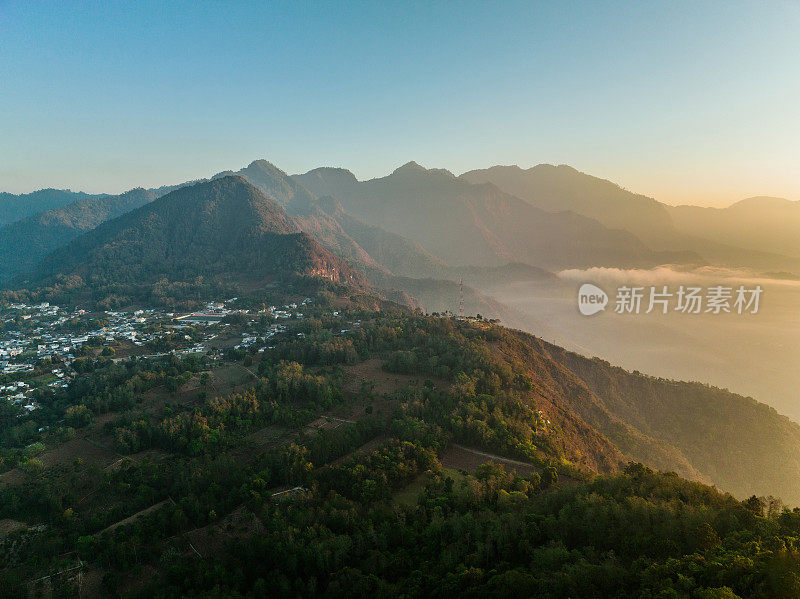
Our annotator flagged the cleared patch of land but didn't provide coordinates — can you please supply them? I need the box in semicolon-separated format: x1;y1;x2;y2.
186;506;266;557
0;436;119;488
440;444;540;476
246;424;290;446
100;499;171;535
341;358;447;397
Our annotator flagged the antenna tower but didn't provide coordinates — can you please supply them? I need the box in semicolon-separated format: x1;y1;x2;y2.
459;278;464;318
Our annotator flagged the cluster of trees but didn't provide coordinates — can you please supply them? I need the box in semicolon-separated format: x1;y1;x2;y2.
270;336;361;366
261;361;341;409
316;439;439;503
121;463;800;599
4;266;342;313
66;355;207;415
225;314;565;471
112;360;343;455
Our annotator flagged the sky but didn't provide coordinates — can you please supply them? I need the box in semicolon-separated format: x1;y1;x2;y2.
1;0;799;206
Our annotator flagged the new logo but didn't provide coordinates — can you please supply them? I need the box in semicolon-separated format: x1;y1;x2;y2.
578;283;608;316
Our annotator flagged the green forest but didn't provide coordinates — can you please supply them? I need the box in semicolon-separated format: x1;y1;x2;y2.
2;302;800;598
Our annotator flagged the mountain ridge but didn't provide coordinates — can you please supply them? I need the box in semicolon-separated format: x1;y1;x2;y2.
296;161;692;270
0;188;157;281
19;176;364;302
0;188;108;225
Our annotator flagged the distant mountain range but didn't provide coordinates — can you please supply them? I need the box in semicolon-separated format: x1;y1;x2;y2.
295;161;693;270
670;196;800;258
3;158;800;312
462;163;800;271
461;163;676;241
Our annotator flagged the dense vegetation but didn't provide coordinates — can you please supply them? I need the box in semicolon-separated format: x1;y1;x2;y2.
2;303;800;597
0;189;156;282
6;177;363;310
136;465;800;599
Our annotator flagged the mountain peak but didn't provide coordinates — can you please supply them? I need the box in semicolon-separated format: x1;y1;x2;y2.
211;160;315;209
528;163;579;174
149;175;298;235
728;196;795;210
292;168;359;203
245;159;285;174
393;161;426;174
390;161;455;179
202;173;255;193
297;167;358;183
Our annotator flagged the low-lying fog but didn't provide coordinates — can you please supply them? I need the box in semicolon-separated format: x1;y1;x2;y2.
490;266;800;422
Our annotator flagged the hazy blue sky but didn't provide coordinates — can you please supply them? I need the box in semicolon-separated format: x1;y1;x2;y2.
2;1;799;206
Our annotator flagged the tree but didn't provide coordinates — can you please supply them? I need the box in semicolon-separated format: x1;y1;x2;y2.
65;404;93;428
541;465;558;488
744;495;765;517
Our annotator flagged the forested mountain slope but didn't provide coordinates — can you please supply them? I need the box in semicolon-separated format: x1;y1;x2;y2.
0;188;156;281
2;305;800;597
16;177;363;306
538;337;800;503
0;189;96;225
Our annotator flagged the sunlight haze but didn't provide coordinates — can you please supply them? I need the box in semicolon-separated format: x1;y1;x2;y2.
1;1;799;206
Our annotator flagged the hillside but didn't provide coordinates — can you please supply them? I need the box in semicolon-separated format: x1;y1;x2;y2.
0;188;156;281
358;314;800;503
506;331;800;503
3;307;800;596
308;196;449;277
18;176;364;304
289;196;558;323
289;201;387;273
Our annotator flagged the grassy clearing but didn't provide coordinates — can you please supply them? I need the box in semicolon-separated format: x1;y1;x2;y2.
392;467;471;507
393;473;431;507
